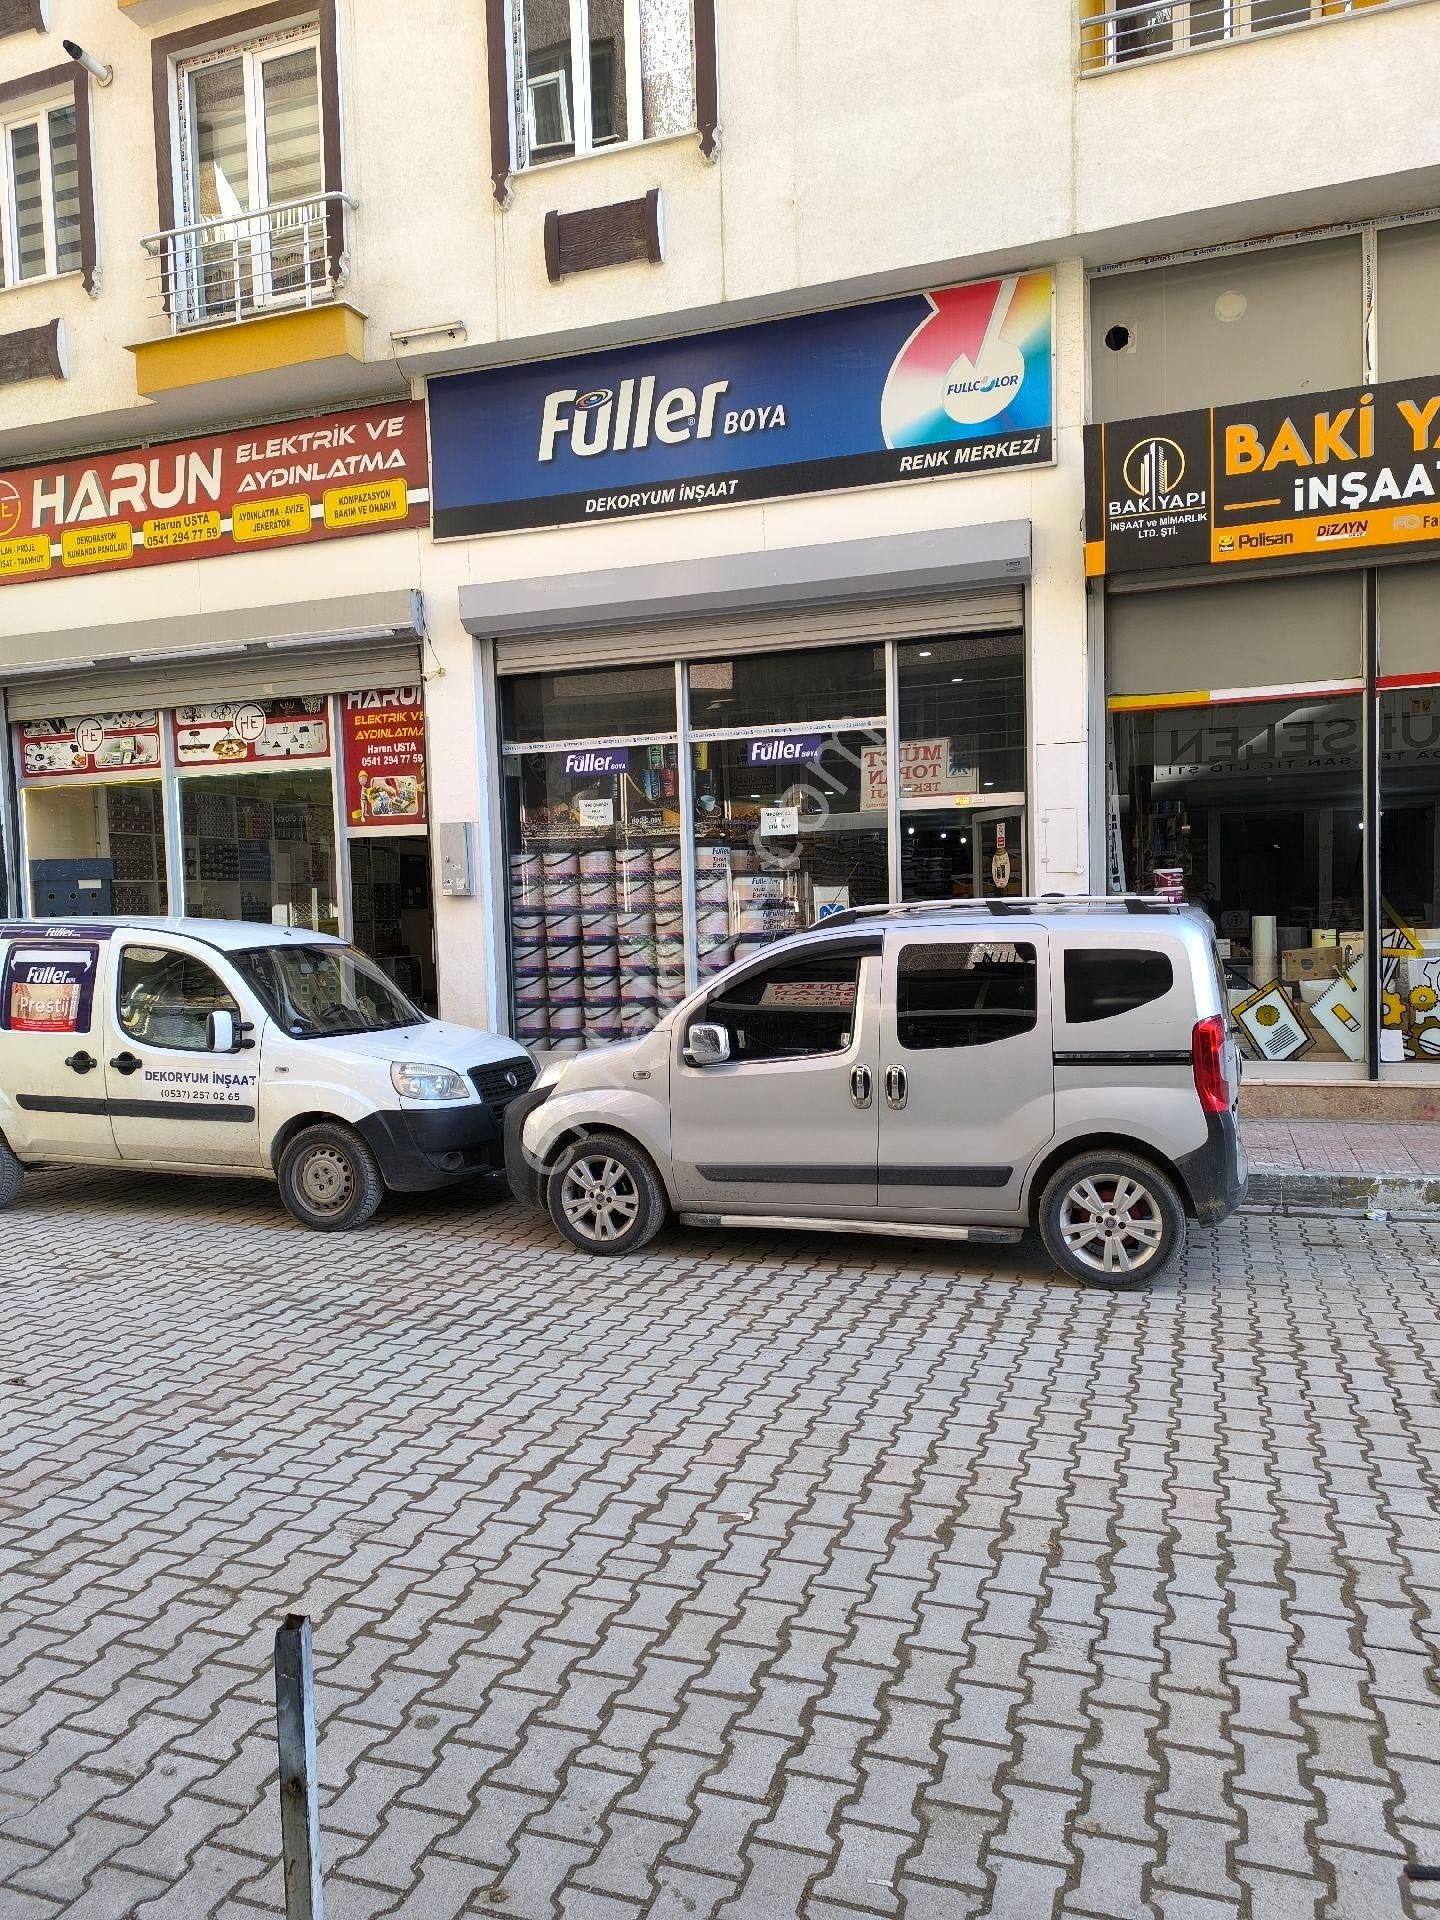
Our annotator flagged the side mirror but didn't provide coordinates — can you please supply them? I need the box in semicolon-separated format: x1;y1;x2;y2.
206;1009;238;1054
685;1021;731;1067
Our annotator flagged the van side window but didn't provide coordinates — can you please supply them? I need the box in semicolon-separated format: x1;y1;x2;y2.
1064;948;1173;1025
118;947;239;1052
896;941;1037;1050
704;952;861;1063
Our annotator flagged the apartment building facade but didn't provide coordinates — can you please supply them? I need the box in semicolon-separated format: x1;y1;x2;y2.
0;0;1435;1081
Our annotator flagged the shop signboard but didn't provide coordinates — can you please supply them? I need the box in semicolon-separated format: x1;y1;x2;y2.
0;403;429;588
172;700;330;767
1085;373;1440;576
429;270;1054;535
340;688;428;831
17;712;161;779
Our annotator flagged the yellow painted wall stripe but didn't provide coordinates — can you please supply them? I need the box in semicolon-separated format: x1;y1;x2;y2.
1108;691;1210;712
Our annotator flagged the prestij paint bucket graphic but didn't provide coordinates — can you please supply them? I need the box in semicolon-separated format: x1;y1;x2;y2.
880;272;1053;450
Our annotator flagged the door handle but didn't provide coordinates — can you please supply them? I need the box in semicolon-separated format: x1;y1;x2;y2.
884;1064;908;1110
849;1064;873;1109
109;1052;143;1077
64;1051;97;1075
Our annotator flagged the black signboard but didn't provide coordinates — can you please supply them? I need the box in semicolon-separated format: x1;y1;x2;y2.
1086;373;1440;577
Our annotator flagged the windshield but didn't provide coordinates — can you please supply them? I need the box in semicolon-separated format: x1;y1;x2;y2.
233;944;424;1039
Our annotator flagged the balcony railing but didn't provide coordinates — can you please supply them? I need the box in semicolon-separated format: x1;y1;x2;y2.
140;192;354;334
1081;0;1397;71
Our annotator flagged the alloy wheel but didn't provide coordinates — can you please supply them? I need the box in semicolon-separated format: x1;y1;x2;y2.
560;1154;641;1244
1058;1173;1165;1276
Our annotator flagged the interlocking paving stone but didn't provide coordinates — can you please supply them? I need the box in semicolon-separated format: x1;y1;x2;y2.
1;1169;1438;1918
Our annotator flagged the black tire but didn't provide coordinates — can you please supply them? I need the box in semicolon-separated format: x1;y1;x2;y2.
1038;1150;1186;1289
277;1122;385;1232
546;1131;668;1256
0;1138;23;1211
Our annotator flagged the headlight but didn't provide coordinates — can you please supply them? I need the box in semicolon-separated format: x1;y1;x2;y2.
391;1062;470;1102
534;1057;572;1091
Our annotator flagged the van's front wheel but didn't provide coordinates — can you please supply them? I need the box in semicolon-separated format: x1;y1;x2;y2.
278;1123;384;1232
0;1138;23;1210
546;1132;668;1256
1038;1151;1186;1289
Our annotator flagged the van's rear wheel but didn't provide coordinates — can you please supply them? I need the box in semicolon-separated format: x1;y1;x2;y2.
278;1123;384;1232
1038;1151;1185;1289
0;1139;23;1210
546;1132;668;1256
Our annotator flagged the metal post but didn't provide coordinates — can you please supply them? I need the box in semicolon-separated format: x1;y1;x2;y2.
274;1614;324;1920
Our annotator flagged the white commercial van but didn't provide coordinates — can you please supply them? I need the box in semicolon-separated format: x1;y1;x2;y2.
0;918;536;1230
506;898;1247;1287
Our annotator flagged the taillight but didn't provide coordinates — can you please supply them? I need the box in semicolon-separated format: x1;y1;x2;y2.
1192;1014;1229;1115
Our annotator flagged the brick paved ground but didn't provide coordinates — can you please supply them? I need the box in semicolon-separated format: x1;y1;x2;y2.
1;1166;1438;1920
1243;1121;1440;1180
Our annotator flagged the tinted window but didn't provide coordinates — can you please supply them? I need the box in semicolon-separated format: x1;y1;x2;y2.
704;952;861;1063
118;947;239;1051
1065;948;1173;1025
897;941;1037;1050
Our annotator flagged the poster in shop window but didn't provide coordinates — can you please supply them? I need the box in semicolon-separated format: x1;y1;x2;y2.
172;700;330;767
1;944;99;1033
340;688;428;830
17;713;161;780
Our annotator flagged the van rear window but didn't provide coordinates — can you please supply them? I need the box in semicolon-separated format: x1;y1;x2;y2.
1065;948;1173;1025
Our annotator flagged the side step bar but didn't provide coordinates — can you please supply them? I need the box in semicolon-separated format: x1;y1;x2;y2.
678;1213;1025;1245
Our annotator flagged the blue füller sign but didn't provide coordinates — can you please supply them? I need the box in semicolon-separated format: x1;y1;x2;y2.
428;272;1053;537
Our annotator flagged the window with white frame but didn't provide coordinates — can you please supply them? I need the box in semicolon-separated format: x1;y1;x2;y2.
169;22;328;322
0;100;81;288
512;0;696;167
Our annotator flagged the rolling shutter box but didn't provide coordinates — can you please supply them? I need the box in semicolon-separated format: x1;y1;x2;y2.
2;590;424;721
462;524;1031;676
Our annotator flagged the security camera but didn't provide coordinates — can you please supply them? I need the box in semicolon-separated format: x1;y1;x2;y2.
62;40;114;86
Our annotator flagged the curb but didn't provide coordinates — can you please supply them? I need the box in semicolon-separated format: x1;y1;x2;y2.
1242;1168;1440;1218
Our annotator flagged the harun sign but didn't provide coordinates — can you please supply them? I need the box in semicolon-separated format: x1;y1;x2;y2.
0;402;429;587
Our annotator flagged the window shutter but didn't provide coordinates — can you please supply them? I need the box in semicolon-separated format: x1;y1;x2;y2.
694;0;718;159
487;0;516;207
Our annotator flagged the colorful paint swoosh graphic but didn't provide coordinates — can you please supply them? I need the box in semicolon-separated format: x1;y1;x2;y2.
881;271;1053;450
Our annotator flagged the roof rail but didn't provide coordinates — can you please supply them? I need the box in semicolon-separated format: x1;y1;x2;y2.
818;894;1171;930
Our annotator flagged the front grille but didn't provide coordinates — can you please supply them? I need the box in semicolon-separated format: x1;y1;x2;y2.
470;1054;537;1112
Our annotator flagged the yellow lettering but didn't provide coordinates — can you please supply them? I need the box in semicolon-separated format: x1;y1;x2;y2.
1358;395;1374;458
1262;418;1312;471
1311;409;1355;464
1225;424;1264;474
1397;395;1440;453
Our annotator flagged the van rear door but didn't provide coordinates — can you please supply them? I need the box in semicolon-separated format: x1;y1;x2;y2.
0;926;120;1161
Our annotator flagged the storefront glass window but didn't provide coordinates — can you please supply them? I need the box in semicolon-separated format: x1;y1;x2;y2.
505;742;683;1050
1379;562;1440;1066
687;645;886;730
897;633;1026;901
691;726;888;978
22;781;168;916
1110;694;1366;1066
503;664;677;743
181;770;339;933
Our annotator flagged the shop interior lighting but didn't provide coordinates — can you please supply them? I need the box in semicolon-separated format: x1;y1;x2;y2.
123;642;249;664
263;626;401;650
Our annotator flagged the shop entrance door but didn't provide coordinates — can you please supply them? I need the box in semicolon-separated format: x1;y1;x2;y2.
349;836;436;1015
901;807;1025;901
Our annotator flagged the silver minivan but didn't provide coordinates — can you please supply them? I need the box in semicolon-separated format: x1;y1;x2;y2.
505;898;1246;1287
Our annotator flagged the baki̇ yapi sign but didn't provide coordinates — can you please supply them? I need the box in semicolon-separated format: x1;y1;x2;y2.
429;271;1054;535
0;402;429;587
1085;374;1440;575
